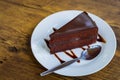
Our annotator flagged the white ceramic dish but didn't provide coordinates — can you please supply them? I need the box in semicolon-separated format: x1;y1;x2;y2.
31;10;116;76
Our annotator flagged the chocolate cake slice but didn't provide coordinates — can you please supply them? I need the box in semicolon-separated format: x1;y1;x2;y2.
46;12;98;54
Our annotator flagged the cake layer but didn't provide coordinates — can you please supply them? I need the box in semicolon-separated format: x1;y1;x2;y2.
49;28;97;43
49;35;96;48
50;36;97;53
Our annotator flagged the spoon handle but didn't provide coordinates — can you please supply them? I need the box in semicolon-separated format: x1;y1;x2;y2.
40;58;79;76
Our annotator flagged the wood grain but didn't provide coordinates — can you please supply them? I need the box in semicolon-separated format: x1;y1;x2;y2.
0;0;120;80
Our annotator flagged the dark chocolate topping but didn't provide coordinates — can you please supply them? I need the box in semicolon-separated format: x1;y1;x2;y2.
50;12;98;37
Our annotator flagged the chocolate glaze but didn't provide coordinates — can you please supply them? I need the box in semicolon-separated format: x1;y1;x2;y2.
44;39;49;48
81;47;86;50
97;34;106;43
53;50;80;63
53;28;57;31
70;50;80;63
64;51;76;58
87;45;90;48
81;45;90;50
64;50;80;63
54;53;65;63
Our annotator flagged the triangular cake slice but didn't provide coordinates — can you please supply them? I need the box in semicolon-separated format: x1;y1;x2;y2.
46;12;98;54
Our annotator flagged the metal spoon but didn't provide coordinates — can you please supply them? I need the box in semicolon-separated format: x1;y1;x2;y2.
40;45;101;76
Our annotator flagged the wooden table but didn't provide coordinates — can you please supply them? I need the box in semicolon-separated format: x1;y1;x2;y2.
0;0;120;80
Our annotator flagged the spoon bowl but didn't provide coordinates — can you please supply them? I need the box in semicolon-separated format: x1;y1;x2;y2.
81;45;102;60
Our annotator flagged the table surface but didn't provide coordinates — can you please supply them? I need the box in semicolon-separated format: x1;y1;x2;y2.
0;0;120;80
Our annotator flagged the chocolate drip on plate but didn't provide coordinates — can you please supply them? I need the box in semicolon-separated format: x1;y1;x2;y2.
44;39;50;48
53;28;57;32
81;47;86;50
54;53;65;63
97;34;106;43
64;50;80;63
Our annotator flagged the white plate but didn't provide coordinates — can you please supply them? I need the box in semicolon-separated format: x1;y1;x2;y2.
31;10;116;76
